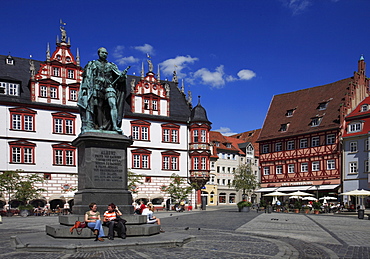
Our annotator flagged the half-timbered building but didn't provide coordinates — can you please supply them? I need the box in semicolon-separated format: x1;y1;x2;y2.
257;57;369;196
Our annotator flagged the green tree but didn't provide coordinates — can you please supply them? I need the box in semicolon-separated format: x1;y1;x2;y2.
0;170;22;207
127;170;143;194
160;173;192;203
0;170;45;207
14;174;45;204
229;163;259;200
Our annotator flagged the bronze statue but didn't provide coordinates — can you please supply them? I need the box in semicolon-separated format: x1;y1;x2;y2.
78;47;130;134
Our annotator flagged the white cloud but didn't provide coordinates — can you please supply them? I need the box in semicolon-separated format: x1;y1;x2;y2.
193;66;256;88
237;69;256;80
214;127;237;136
134;44;154;55
116;56;140;66
280;0;312;15
159;55;199;78
112;45;125;59
193;65;226;88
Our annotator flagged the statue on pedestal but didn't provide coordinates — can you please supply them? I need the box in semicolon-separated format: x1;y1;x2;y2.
78;47;130;134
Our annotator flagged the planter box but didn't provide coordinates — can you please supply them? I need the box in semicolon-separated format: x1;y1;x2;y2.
239;207;250;212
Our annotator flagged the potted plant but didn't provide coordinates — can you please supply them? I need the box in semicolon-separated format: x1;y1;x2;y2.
237;200;252;212
302;205;311;214
294;201;302;213
313;201;322;214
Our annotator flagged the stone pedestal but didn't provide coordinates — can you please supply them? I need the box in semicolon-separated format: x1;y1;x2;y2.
71;132;134;215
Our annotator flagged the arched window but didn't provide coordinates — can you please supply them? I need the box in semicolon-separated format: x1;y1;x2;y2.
219;193;226;204
229;193;236;204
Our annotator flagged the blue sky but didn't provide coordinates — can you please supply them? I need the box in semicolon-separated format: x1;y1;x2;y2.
2;0;370;135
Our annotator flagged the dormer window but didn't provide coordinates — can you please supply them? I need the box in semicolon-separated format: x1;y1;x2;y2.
286;109;295;117
317;102;328;110
279;123;288;132
361;104;369;112
214;141;220;147
0;82;19;96
311;117;322;127
348;122;362;133
226;143;231;148
6;57;14;65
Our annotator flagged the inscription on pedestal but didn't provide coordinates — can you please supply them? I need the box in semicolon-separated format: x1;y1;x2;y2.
93;150;123;183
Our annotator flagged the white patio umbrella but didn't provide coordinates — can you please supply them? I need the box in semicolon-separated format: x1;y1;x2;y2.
302;197;317;201
340;189;370;196
339;189;370;209
319;196;337;204
286;191;314;198
319;196;337;200
264;191;289;205
289;196;302;199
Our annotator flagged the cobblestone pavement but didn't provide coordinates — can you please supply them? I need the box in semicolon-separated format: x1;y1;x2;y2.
1;207;370;258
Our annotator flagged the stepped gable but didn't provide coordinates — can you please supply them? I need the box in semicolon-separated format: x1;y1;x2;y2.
258;78;352;142
0;55;42;102
231;129;261;156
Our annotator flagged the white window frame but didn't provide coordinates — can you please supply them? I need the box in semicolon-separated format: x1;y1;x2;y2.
327;160;335;170
67;69;74;79
40;86;47;97
287;140;294;150
263;166;270;175
350;141;358;153
70;89;77;101
301;163;308;172
12;114;21;130
53;67;60;77
8;83;19;96
50;87;57;99
312;161;320;171
300;138;308;148
201;130;207;143
349;122;361;133
349;162;358;174
275;142;282;152
326;134;335;145
312;136;320;147
288;164;295;173
276;165;283;175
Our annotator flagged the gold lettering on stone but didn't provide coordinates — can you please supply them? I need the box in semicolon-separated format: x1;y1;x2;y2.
93;150;123;182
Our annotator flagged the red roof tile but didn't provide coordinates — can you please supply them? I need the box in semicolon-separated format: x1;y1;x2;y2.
231;129;261;156
257;78;353;142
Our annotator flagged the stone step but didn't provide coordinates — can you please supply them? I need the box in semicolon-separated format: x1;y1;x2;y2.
46;223;161;238
59;214;147;226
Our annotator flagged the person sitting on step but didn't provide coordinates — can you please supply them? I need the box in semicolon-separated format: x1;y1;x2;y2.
85;202;104;242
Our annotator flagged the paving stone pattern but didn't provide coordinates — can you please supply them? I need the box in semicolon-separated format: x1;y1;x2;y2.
1;207;370;258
